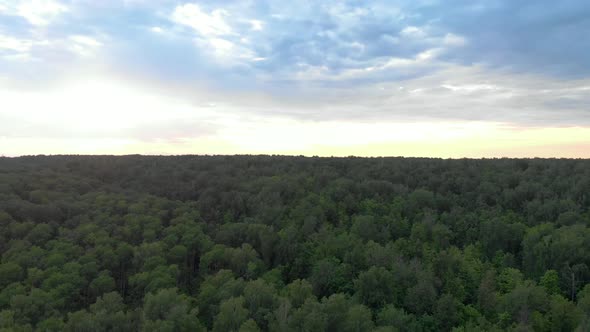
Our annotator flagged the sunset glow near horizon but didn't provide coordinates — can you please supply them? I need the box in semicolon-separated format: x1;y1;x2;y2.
1;1;589;158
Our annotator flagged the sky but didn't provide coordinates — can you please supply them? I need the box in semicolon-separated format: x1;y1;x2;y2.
0;0;589;157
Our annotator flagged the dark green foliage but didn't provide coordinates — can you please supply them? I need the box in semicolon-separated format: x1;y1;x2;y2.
142;288;203;331
354;266;396;309
1;155;590;330
343;304;374;332
213;296;249;332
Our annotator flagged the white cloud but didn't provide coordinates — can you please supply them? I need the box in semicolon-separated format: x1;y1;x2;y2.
68;35;102;56
150;26;163;33
168;4;267;63
441;84;499;92
400;26;426;38
0;33;50;61
415;48;441;61
17;0;67;26
0;76;223;139
69;35;101;47
443;33;467;47
291;46;443;82
171;3;232;36
194;36;262;63
171;3;263;61
2;53;35;61
0;31;102;60
250;19;264;31
208;38;234;55
0;34;34;52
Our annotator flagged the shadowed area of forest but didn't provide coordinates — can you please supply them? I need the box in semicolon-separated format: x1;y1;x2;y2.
1;155;589;331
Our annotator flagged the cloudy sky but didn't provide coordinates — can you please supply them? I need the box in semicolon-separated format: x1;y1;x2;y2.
1;0;589;157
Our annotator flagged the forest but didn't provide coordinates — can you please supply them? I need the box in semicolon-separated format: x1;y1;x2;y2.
1;155;590;331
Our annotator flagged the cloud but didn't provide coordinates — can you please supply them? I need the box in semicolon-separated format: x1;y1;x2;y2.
0;31;102;64
127;120;217;142
0;0;589;132
171;3;232;36
400;26;426;38
419;0;590;77
150;26;163;34
442;33;467;47
167;3;265;64
249;19;264;31
16;0;67;26
67;35;102;56
0;34;33;52
0;76;220;142
0;33;49;61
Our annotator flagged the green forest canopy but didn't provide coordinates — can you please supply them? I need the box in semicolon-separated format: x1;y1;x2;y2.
1;155;590;331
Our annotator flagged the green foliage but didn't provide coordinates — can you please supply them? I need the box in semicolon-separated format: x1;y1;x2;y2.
239;319;261;332
343;304;374;332
404;272;437;315
377;305;416;330
244;279;277;329
283;279;314;308
497;268;524;293
0;155;590;331
540;270;560;295
0;263;23;289
354;266;396;309
321;293;350;331
309;258;350;297
548;294;582;332
213;297;249;332
435;293;462;330
290;298;327;332
142;288;204;332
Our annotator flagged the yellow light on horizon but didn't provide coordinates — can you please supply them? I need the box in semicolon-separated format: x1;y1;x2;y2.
2;121;590;158
1;76;589;158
